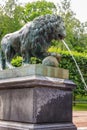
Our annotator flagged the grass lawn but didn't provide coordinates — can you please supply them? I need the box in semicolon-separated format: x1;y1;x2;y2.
73;95;87;111
73;103;87;111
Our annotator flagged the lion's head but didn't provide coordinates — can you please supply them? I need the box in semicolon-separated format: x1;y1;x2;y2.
19;14;66;58
31;14;66;40
27;14;66;51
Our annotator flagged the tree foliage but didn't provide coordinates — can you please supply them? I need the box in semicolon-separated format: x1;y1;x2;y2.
55;0;87;52
0;0;24;41
22;0;56;23
0;0;56;41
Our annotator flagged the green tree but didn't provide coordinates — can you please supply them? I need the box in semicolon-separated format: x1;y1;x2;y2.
0;0;24;42
22;0;56;22
55;0;87;52
0;0;56;42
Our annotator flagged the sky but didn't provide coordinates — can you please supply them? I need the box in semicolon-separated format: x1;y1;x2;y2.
0;0;87;23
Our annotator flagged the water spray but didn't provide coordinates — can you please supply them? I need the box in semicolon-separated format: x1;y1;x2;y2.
62;40;87;91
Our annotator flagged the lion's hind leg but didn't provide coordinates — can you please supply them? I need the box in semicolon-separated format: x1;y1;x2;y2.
6;48;15;69
3;45;15;69
0;50;6;70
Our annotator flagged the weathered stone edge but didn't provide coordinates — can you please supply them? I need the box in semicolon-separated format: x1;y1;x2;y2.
0;75;76;90
0;121;77;130
0;64;69;80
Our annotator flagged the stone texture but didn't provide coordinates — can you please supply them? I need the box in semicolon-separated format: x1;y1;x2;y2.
0;64;69;80
0;121;77;130
0;84;73;123
0;66;77;130
0;88;33;122
34;87;72;123
42;56;59;67
0;75;75;90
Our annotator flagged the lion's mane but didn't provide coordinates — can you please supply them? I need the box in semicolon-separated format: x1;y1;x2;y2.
21;14;66;54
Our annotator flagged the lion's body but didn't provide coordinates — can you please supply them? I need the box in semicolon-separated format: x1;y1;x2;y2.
1;14;66;69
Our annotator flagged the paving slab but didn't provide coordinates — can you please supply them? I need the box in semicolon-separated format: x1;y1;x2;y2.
73;111;87;127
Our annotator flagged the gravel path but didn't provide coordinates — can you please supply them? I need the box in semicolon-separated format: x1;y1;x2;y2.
73;111;87;127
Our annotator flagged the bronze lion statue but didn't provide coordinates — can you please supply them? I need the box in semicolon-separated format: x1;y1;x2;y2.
1;14;66;69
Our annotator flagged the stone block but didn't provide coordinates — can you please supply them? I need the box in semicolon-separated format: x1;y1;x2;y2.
0;121;77;130
0;65;77;130
0;86;72;123
0;64;69;80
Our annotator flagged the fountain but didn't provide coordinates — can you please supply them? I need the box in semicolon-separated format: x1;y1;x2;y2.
62;40;87;91
0;14;77;130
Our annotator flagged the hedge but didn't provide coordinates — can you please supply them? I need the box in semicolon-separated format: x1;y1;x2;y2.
48;46;87;95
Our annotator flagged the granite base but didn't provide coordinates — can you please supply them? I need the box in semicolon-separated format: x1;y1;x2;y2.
0;121;77;130
0;65;77;130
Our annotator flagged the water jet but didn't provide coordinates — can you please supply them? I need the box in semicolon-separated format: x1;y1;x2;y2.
62;40;87;91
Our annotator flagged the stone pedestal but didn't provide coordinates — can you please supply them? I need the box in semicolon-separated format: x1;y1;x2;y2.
0;65;77;130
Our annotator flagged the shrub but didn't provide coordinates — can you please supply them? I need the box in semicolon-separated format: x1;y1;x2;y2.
11;56;41;67
30;57;41;64
11;56;23;67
